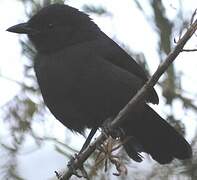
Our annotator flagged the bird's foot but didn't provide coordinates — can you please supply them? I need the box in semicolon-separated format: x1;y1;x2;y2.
102;118;125;139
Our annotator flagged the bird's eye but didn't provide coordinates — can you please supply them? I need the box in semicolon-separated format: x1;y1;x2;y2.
48;23;54;28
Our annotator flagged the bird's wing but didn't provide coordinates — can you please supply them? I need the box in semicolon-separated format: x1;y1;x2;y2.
74;50;146;120
85;35;159;104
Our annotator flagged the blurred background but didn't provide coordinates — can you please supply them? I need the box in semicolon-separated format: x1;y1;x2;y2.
0;0;197;179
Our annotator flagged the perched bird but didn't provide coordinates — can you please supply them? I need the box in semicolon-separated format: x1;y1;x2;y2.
7;4;192;164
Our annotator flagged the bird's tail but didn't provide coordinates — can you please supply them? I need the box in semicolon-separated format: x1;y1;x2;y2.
122;104;192;164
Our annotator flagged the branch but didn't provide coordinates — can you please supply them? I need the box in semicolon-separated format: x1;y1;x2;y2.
60;17;197;180
0;74;36;91
181;48;197;52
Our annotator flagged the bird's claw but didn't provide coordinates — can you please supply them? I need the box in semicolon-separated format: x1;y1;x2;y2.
102;118;125;139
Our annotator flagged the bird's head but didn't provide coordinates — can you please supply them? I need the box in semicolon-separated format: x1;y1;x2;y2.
7;4;101;53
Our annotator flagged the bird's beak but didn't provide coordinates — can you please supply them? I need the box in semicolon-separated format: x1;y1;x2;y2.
7;22;38;34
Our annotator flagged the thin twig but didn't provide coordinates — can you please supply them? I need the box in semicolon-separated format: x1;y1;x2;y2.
181;48;197;52
0;74;37;92
190;8;197;25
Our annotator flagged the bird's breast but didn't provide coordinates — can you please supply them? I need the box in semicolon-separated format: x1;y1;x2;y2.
33;47;96;132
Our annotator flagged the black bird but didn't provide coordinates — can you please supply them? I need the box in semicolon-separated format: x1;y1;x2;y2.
7;4;192;164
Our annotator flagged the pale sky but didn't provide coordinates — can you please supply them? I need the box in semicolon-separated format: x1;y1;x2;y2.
0;0;197;179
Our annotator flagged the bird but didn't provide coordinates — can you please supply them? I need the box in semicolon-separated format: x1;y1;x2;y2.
7;3;192;164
